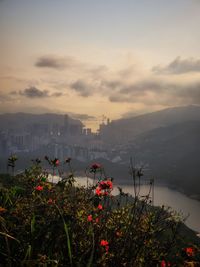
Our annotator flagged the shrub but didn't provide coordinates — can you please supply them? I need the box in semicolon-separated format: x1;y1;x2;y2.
0;158;199;266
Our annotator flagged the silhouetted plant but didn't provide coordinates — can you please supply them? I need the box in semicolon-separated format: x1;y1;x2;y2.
7;155;18;176
0;157;200;266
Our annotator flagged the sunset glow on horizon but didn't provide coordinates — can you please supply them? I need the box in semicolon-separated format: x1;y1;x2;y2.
1;0;200;131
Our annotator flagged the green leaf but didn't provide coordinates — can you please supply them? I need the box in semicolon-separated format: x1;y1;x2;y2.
31;214;36;235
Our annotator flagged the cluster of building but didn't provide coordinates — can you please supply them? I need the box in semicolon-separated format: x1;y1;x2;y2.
0;114;120;163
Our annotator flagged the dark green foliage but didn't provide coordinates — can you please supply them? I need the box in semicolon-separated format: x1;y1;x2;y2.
0;161;200;267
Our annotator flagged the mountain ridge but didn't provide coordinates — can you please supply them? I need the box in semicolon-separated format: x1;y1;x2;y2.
101;105;200;144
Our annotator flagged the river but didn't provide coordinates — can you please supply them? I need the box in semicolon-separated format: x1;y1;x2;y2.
49;175;200;233
116;184;200;233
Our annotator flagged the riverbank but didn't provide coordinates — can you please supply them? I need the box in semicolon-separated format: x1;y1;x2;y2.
1;167;200;266
114;178;200;202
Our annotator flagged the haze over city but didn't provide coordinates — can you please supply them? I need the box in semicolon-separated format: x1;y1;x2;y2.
1;0;200;130
1;2;200;265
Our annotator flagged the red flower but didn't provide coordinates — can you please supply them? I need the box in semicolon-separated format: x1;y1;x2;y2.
98;204;103;210
106;180;113;189
95;187;102;196
91;163;101;169
99;180;113;190
35;185;43;191
160;260;166;267
47;198;54;204
90;163;101;173
185;247;194;256
100;240;109;246
95;217;99;223
100;240;109;252
87;215;93;222
55;159;59;166
160;261;171;267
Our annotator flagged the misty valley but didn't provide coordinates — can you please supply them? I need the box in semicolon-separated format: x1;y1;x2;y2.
1;105;200;200
1;105;200;266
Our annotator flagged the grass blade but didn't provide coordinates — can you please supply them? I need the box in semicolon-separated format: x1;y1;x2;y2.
0;231;20;243
55;204;72;266
31;214;36;235
87;232;95;267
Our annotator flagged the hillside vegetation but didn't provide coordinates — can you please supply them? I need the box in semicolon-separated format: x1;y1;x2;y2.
0;158;200;266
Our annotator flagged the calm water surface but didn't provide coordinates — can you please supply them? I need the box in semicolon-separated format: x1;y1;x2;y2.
50;175;200;233
117;184;200;233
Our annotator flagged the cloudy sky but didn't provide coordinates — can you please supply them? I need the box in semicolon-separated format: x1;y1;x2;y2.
0;0;200;130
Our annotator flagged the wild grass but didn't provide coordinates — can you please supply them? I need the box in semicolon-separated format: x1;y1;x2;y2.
0;157;199;266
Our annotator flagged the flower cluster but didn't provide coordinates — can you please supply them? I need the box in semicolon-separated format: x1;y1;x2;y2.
87;214;99;224
95;180;113;196
90;163;101;173
185;247;194;257
97;204;103;210
160;260;171;267
35;185;43;191
99;180;113;190
87;204;103;224
100;239;109;252
3;156;200;267
47;198;55;204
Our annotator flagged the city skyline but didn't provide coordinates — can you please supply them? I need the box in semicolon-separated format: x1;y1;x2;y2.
1;0;200;130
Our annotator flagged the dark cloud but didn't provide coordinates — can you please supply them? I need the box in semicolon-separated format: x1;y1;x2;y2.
70;80;92;97
108;79;200;105
69;78;177;104
152;57;200;74
35;56;75;70
119;81;165;95
19;87;50;98
12;86;63;98
108;80;168;103
35;55;109;77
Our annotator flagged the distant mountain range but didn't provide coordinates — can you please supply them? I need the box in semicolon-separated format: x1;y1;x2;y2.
121;120;200;198
98;105;200;198
101;105;200;144
0;106;200;199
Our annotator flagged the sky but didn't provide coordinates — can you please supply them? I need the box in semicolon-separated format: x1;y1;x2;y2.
0;0;200;131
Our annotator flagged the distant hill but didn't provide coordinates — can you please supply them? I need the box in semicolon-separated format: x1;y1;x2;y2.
125;120;200;198
101;105;200;144
0;113;83;131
